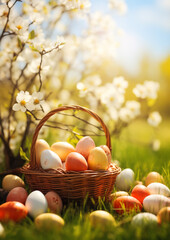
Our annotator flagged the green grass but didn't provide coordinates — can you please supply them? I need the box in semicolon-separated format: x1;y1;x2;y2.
1;120;170;240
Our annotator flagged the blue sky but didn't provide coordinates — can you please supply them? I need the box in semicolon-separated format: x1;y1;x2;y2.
90;0;170;74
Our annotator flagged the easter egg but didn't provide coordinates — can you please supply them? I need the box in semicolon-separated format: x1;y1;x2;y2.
0;223;4;237
40;149;62;170
76;136;95;159
147;183;170;197
25;190;48;218
35;139;50;167
51;142;75;162
6;187;28;204
89;210;116;229
145;172;163;186
115;168;134;191
109;191;129;202
65;152;88;171
45;191;63;214
143;194;170;215
131;213;157;226
99;145;112;164
35;213;65;230
87;147;108;171
157;207;170;224
131;185;151;204
113;196;142;214
0;201;28;222
2;174;25;191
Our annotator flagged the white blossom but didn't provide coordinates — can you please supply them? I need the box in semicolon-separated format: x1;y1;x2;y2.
100;84;124;109
119;107;133;123
133;84;147;99
147;111;162;127
27;92;45;111
112;76;128;93
144;81;160;99
108;0;127;15
12;91;32;112
125;100;140;118
151;139;161;151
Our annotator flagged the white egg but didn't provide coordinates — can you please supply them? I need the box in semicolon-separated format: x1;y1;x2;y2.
25;190;48;218
40;149;62;170
143;194;170;215
147;182;170;197
115;168;135;191
131;213;157;226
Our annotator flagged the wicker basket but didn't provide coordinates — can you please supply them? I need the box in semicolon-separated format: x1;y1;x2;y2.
21;105;121;201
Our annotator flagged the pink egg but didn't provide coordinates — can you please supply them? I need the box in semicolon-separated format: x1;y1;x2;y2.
76;136;95;159
6;187;28;204
45;191;63;214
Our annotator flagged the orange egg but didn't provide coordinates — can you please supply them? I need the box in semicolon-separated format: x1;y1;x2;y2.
51;142;75;162
6;187;28;205
131;185;151;204
65;152;88;171
76;136;95;159
35;139;50;167
0;201;28;222
99;145;112;164
145;172;164;186
113;196;142;214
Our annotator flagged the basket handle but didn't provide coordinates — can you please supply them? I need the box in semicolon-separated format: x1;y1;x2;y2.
30;105;111;169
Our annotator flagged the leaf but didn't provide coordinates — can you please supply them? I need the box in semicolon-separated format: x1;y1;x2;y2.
20;147;29;162
29;30;36;40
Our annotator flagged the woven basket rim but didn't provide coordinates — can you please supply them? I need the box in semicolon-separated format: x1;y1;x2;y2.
20;163;121;176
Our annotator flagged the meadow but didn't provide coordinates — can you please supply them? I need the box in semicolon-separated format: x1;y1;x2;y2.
0;119;170;240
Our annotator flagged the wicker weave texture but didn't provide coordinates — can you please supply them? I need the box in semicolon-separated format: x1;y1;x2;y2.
21;105;121;200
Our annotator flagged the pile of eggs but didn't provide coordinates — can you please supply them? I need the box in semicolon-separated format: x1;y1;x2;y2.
0;174;64;230
35;136;113;172
110;169;170;226
0;153;170;232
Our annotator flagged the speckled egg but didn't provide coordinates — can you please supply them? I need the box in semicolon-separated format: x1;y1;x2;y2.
45;191;63;214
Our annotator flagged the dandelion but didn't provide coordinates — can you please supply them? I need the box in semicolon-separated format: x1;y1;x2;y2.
147;111;162;127
12;91;31;112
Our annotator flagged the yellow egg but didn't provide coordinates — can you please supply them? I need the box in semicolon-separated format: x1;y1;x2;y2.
89;210;116;229
109;191;129;203
145;172;164;186
2;175;25;191
157;207;170;224
76;136;95;159
35;139;50;167
87;147;109;171
35;213;65;230
51;142;75;162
